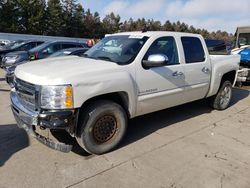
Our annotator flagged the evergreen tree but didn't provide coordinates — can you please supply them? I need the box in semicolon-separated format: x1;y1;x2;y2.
47;0;65;36
61;0;77;36
0;0;19;33
163;20;174;31
17;0;46;34
0;1;235;42
102;12;121;34
71;3;85;37
82;9;103;38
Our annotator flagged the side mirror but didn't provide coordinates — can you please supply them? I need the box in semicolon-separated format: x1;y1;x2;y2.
142;54;169;68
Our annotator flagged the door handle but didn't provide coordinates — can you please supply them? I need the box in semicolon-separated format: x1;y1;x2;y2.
172;71;184;77
202;67;210;73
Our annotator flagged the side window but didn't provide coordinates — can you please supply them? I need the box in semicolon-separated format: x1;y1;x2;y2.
144;37;179;65
75;44;83;48
29;42;38;49
62;43;77;49
46;43;61;54
36;41;44;46
18;43;31;50
181;37;205;63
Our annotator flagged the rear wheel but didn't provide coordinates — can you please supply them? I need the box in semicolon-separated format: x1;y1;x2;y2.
209;81;232;110
77;100;127;155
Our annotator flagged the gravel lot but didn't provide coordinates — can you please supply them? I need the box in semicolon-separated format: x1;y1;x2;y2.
0;68;250;188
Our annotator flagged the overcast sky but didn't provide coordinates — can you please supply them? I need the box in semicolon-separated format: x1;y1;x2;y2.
81;0;250;34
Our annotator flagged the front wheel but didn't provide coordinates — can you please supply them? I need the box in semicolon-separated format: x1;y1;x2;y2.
77;100;127;155
209;81;233;110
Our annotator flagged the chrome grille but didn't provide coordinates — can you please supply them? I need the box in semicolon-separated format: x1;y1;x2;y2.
15;77;37;110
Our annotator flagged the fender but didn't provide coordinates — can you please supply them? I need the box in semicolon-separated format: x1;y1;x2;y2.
73;71;138;117
206;54;239;97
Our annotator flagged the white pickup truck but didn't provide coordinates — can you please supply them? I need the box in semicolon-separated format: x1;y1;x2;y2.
11;31;240;154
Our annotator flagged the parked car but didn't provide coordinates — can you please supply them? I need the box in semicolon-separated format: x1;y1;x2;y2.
231;26;250;85
1;50;31;69
0;39;11;49
0;40;44;67
11;31;239;155
1;41;89;69
5;65;17;88
48;47;89;58
29;41;89;61
239;48;250;67
5;47;90;87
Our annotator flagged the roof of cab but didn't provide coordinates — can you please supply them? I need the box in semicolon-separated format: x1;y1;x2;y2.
111;31;202;38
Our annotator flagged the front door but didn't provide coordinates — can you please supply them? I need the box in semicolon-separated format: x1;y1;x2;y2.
136;36;186;116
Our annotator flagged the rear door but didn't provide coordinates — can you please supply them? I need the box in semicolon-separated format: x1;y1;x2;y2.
181;36;211;102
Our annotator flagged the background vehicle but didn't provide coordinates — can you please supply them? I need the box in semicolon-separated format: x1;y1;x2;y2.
48;47;89;58
29;41;89;60
239;48;250;67
5;65;17;87
1;41;89;69
5;47;90;87
0;39;11;49
0;40;44;67
2;51;31;69
11;31;239;155
231;26;250;85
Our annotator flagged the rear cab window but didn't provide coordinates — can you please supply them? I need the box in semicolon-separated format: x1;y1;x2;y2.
181;37;205;63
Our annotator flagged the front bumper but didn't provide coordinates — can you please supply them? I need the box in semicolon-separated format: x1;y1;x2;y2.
11;91;76;152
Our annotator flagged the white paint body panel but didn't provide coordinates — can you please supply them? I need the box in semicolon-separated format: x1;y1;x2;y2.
14;31;240;118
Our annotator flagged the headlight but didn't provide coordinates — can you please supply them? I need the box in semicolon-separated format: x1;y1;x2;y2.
5;55;19;64
41;85;74;109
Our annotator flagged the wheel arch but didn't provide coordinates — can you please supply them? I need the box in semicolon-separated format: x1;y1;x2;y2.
207;69;237;97
75;92;130;136
220;70;237;86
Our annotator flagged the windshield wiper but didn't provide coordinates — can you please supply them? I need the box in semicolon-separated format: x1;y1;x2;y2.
82;53;88;57
96;56;116;63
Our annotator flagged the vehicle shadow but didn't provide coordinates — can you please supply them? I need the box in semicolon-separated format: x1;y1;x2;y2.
120;88;250;149
231;87;250;106
0;78;5;82
0;89;10;92
50;130;91;157
0;124;29;167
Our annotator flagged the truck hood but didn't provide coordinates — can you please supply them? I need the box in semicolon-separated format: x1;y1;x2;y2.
15;56;121;85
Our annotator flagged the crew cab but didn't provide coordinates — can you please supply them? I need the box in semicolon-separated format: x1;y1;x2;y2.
11;32;240;154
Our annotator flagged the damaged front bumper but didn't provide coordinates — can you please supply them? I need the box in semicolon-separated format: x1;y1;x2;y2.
10;90;76;153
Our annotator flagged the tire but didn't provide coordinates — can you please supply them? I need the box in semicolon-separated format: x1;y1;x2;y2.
209;81;233;110
76;100;127;155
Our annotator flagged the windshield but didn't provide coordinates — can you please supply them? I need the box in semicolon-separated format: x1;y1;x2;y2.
84;35;148;65
29;42;51;53
238;33;250;46
3;40;24;50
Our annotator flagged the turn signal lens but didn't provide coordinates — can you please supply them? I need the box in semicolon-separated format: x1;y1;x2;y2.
65;86;73;97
